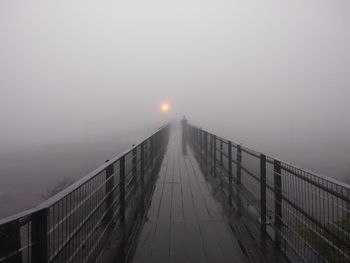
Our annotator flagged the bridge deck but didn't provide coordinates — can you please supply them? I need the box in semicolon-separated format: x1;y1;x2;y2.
130;127;288;263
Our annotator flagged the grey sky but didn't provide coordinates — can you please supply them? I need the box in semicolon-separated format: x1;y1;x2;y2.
1;0;350;178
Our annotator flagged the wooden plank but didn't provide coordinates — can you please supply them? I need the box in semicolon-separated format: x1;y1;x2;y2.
197;181;224;221
173;151;181;183
212;221;248;263
188;180;211;221
151;222;170;262
165;141;175;183
184;221;208;263
131;125;289;263
158;184;172;221
230;224;267;263
181;183;197;222
157;155;169;183
198;221;227;263
147;183;163;221
169;222;188;263
131;222;156;263
171;183;184;222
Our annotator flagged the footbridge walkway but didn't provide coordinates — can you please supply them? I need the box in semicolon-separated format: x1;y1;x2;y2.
0;122;349;263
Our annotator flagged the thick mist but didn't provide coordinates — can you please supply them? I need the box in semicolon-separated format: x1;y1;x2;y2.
1;0;350;216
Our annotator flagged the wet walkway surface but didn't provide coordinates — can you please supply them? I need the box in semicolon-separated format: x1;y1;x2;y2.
130;127;288;263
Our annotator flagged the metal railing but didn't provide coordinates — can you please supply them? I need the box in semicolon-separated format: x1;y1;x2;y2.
0;125;170;263
187;124;350;263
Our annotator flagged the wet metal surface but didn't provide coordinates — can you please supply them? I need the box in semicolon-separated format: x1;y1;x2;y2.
130;126;288;263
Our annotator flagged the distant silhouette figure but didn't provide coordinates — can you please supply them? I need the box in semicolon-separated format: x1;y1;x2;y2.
181;116;188;155
181;116;187;127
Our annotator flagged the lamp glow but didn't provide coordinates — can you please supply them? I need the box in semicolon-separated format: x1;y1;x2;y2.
161;103;170;112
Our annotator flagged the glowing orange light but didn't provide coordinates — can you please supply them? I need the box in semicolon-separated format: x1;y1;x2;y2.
161;103;170;112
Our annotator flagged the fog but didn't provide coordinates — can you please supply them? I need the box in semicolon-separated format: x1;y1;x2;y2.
1;0;350;217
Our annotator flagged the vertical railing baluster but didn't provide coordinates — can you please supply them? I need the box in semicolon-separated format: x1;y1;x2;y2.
140;142;146;212
209;134;214;175
31;209;48;263
197;128;200;153
141;142;145;191
274;160;282;246
144;142;148;169
132;147;137;210
120;157;126;224
105;163;114;226
2;221;22;263
260;154;267;233
228;141;233;206
213;135;217;178
132;147;137;179
198;129;201;158
237;145;242;184
200;129;203;161
150;136;154;167
205;131;208;168
236;145;242;215
200;130;203;161
220;140;223;165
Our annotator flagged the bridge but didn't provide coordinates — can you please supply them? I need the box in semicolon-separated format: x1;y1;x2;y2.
0;122;349;263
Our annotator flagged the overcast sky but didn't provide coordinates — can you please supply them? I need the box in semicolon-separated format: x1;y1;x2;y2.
1;0;350;178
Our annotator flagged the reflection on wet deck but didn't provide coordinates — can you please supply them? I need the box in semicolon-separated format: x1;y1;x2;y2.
130;127;288;263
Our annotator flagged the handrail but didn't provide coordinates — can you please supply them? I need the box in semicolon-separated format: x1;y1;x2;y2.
188;123;350;191
0;123;170;263
0;124;168;225
186;123;350;263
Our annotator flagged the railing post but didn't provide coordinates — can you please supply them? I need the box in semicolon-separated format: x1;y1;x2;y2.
194;127;196;152
274;160;282;246
157;131;161;156
213;135;217;178
201;129;204;160
200;130;203;160
132;147;137;211
140;142;146;213
197;128;200;153
2;221;23;263
31;209;48;263
220;140;223;165
141;142;145;190
236;145;242;184
205;132;208;167
144;142;148;168
198;129;203;161
260;154;267;233
210;134;213;172
120;156;126;223
228;141;233;206
150;136;154;167
209;134;213;174
105;162;114;226
132;148;137;178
